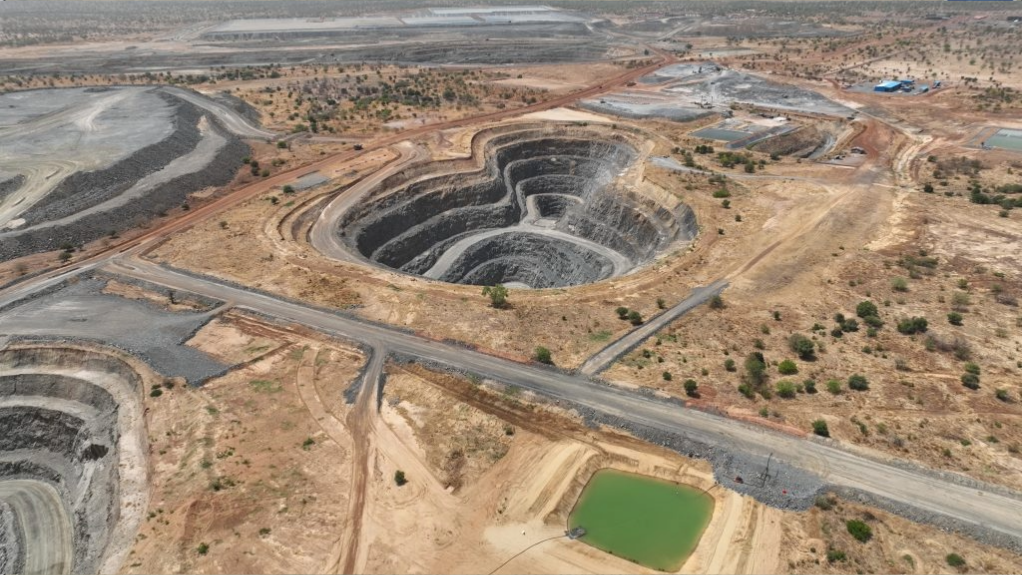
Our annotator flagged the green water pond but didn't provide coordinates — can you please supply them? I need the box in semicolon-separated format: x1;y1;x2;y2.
568;469;714;571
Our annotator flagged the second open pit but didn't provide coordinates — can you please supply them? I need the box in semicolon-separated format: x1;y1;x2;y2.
0;345;149;575
324;125;696;289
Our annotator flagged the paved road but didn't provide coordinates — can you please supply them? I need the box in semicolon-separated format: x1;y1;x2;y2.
104;260;1022;546
0;479;73;575
579;279;729;375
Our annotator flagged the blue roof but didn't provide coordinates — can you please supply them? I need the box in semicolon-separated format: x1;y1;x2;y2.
876;81;902;89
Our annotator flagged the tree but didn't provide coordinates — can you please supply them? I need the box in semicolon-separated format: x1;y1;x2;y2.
846;520;873;543
684;379;699;397
662;371;673;381
709;294;725;309
923;183;935;193
628;310;644;326
724;358;736;372
788;333;815;360
948;312;963;326
776;380;796;398
848;374;869;391
394;470;408;486
946;553;966;568
482;284;509;308
856;300;878;318
534;346;552;365
744;352;767;386
778;360;798;375
812;419;830;437
616;306;629;319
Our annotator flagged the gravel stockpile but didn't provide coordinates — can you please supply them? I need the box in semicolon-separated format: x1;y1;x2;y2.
334;126;695;288
0;278;227;385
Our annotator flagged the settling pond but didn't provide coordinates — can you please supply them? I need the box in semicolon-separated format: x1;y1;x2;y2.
568;469;714;571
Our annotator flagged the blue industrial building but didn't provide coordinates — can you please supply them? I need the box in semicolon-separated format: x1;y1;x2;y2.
874;81;902;92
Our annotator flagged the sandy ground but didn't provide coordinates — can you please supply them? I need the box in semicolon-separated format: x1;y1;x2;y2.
120;314;365;574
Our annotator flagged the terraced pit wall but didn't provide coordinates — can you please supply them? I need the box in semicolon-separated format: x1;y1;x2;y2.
334;125;696;288
0;346;148;575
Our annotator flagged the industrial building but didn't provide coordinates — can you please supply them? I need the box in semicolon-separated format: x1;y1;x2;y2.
874;80;903;92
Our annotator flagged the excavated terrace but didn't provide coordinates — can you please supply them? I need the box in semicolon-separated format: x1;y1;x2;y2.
333;125;696;288
0;346;149;575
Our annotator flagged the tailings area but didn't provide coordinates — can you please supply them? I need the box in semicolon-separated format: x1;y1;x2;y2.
0;86;264;261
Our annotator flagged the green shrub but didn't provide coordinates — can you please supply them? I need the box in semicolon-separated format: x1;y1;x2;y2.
534;346;553;365
615;306;629;319
963;362;980;375
996;388;1010;402
856;300;878;318
804;379;817;394
738;383;754;399
778;359;798;375
947;312;963;326
946;553;966;568
863;314;884;328
628;310;644;325
892;277;909;292
197;542;209;556
961;373;980;390
662;371;673;381
744;353;767;386
896;317;928;335
812;419;830;437
826;380;842;394
724;358;737;372
848;374;869;391
827;549;846;563
684;379;699;397
788;333;815;360
394;470;408;486
846;519;873;542
776;380;796;398
483;285;510;308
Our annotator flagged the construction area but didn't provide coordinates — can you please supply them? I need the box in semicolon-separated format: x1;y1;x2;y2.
2;1;1022;574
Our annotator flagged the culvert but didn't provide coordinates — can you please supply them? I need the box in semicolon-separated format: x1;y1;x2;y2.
0;346;149;575
330;126;696;288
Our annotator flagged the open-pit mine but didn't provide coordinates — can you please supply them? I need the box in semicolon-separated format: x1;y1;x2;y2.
318;125;695;288
3;1;1022;575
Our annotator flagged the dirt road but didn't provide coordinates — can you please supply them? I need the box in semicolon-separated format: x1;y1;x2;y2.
99;259;1022;549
